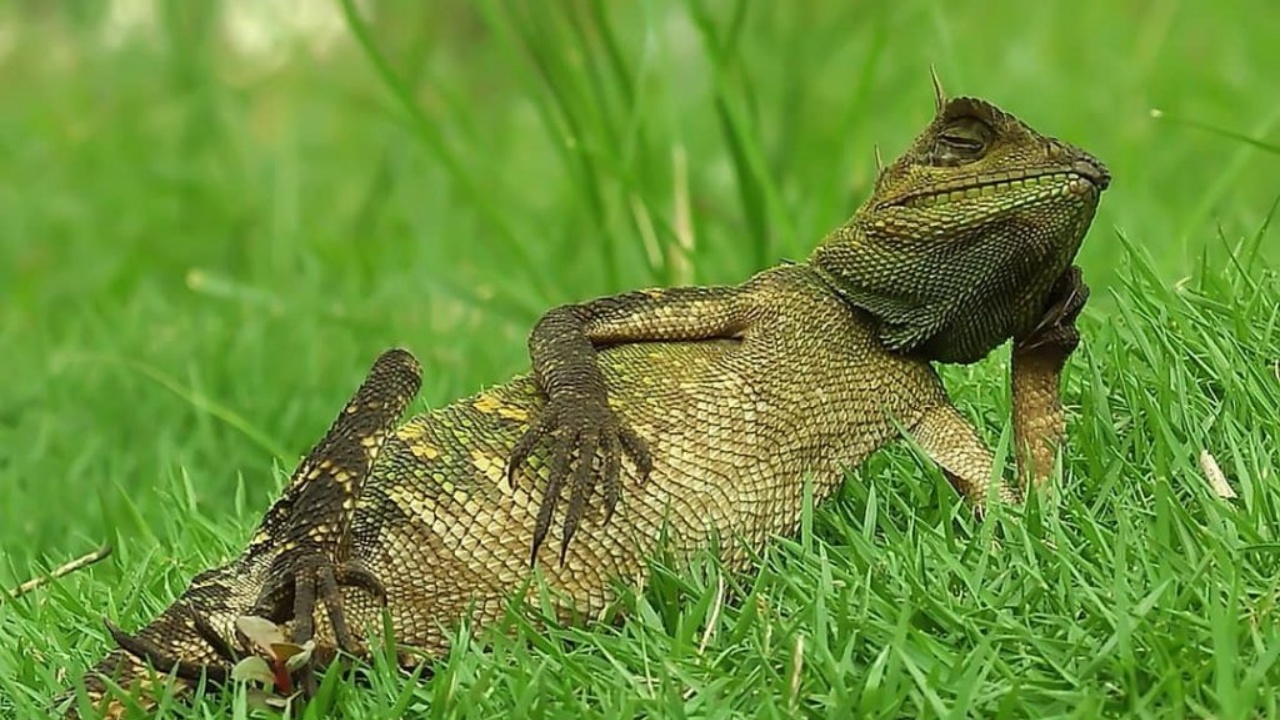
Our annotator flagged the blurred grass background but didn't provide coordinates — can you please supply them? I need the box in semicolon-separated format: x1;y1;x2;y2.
0;0;1278;716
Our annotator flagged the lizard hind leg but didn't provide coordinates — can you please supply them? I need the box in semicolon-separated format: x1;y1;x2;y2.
68;574;248;718
247;349;421;654
102;601;238;684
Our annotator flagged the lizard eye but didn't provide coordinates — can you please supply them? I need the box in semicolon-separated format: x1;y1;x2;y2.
929;117;993;165
938;133;984;152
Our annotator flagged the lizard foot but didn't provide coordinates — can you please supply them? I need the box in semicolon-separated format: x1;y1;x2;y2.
251;549;385;653
103;602;236;684
1016;265;1090;358
506;392;653;566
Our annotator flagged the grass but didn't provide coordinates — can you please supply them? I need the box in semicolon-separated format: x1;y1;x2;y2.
1;0;1278;717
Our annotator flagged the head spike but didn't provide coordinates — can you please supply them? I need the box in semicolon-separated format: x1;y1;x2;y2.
929;65;947;115
873;144;885;174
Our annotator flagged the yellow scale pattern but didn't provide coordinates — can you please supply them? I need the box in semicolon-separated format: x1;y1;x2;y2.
334;265;945;657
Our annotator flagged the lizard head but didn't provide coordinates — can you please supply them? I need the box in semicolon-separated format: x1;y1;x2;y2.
811;80;1110;363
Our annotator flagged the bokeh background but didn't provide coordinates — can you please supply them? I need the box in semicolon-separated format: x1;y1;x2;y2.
4;0;1276;575
0;1;1276;707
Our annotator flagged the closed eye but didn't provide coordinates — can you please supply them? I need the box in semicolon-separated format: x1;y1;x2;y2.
937;133;984;153
929;117;993;165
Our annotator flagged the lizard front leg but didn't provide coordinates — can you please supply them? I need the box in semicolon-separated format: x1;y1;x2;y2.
1011;265;1089;491
909;267;1087;503
911;402;1019;506
509;285;757;563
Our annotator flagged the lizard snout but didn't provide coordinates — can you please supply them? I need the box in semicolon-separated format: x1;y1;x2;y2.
1071;156;1111;191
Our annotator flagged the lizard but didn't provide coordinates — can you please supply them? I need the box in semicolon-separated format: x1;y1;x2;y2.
60;81;1109;717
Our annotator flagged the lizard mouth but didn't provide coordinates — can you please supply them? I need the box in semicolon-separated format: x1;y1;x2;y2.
1070;157;1110;189
883;162;1109;211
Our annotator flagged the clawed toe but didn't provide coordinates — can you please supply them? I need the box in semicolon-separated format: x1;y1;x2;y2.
103;614;230;685
252;550;384;654
1019;265;1090;355
509;397;652;567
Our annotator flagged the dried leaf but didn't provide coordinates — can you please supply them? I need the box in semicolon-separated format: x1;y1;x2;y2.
245;687;289;713
279;640;316;672
236;615;288;655
231;656;276;687
1199;449;1236;499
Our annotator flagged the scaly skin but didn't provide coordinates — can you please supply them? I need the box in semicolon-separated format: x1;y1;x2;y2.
62;87;1108;717
512;90;1109;556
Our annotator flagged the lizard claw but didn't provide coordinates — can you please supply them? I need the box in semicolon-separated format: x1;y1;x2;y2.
1017;265;1090;356
506;392;652;566
103;606;234;684
251;549;386;654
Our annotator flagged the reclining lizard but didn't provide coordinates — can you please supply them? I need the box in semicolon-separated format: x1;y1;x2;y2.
62;82;1109;717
